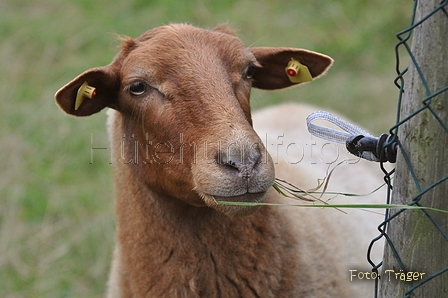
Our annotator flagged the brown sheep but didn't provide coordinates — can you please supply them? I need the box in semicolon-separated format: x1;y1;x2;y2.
55;24;384;297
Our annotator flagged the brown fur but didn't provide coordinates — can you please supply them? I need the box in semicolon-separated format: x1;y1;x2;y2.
55;24;382;297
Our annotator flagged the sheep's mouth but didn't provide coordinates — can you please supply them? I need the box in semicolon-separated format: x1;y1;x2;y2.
213;191;268;204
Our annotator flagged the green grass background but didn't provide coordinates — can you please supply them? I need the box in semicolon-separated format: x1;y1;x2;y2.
1;0;411;296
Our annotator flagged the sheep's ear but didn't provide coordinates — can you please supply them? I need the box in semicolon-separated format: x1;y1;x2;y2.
55;65;119;117
250;47;333;90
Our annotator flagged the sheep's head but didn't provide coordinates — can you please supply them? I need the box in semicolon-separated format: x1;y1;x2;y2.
55;24;332;217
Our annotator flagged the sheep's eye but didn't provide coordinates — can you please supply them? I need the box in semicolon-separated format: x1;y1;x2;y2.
129;81;147;96
244;65;255;79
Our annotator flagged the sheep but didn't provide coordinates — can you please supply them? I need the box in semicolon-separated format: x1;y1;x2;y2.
55;24;385;297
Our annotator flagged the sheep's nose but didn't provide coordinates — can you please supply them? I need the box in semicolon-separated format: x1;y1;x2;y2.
219;142;262;179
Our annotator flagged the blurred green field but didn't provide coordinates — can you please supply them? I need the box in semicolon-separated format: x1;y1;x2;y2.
1;0;411;296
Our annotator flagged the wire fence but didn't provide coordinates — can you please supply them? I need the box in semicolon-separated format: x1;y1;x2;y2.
368;0;448;297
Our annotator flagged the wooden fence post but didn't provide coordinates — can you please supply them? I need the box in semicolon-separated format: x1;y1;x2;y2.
379;1;448;297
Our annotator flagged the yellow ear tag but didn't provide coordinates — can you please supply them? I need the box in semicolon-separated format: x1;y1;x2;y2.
285;59;313;83
75;81;97;110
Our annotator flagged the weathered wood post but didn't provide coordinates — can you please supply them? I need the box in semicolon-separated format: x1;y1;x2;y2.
379;0;448;297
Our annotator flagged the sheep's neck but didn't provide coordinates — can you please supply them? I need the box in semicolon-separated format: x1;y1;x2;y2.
114;180;298;296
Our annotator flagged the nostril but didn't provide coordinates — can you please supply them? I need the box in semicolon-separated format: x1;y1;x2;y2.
223;159;253;179
227;160;237;168
219;143;262;180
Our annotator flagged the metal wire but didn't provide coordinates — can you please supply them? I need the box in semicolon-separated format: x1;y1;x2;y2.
370;0;448;296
